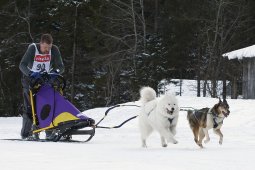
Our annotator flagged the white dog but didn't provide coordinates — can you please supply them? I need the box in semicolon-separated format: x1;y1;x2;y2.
138;87;179;147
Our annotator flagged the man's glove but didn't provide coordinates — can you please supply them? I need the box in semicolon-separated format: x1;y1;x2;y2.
49;69;60;79
29;71;43;87
49;69;60;74
29;71;42;80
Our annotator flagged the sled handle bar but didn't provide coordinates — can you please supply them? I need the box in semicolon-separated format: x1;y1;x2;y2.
30;73;66;90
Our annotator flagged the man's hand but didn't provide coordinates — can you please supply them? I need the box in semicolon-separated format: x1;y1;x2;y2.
29;72;42;80
29;72;44;87
50;69;60;74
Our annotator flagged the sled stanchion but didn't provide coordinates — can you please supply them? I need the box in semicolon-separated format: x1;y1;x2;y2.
29;90;36;125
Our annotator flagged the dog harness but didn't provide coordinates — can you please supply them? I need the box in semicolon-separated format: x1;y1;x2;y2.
191;108;224;129
146;108;174;126
208;109;224;129
168;118;174;124
192;110;200;122
146;107;155;116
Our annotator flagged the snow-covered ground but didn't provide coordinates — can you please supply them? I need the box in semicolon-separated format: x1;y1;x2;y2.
1;96;255;170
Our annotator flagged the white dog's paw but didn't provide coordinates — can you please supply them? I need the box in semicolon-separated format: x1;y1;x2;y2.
142;143;147;148
172;139;178;144
161;137;167;147
219;139;223;145
162;143;168;147
142;140;147;148
204;138;210;144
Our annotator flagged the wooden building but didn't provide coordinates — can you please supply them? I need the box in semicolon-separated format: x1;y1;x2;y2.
223;45;255;99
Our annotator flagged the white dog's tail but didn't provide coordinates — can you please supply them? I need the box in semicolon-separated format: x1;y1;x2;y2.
139;87;156;104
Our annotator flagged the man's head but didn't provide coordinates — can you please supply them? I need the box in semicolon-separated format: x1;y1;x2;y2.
40;34;53;54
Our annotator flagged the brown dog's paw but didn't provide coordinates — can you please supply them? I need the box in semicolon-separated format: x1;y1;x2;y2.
198;143;204;148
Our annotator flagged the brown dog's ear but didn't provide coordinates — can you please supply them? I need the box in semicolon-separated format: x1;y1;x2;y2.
223;98;229;108
218;97;222;103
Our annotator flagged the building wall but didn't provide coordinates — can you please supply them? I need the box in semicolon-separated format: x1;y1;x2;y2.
243;58;255;99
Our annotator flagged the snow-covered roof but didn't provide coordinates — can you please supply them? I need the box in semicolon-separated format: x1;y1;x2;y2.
222;44;255;60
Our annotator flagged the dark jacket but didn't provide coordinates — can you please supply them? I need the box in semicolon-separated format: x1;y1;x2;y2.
19;43;64;77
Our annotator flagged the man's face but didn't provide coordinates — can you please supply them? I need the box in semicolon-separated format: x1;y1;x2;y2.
40;42;52;54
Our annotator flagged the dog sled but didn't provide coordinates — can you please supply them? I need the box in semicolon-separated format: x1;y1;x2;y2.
15;72;139;143
1;72;140;143
28;72;95;142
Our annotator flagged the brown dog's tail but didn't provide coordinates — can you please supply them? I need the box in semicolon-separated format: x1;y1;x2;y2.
187;109;201;128
187;110;192;119
187;110;195;127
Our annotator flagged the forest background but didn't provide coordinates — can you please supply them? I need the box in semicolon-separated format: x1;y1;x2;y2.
1;0;254;116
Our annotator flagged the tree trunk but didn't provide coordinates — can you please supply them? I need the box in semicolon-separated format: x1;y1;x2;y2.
212;79;217;98
71;4;79;103
131;0;137;77
14;0;33;42
197;77;201;97
154;0;158;33
231;77;237;99
222;59;227;99
223;77;226;99
140;0;146;51
0;65;6;100
203;80;207;97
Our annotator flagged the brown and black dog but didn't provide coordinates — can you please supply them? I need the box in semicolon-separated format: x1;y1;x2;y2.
187;98;230;148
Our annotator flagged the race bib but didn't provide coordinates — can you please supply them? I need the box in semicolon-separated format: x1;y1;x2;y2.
31;43;51;72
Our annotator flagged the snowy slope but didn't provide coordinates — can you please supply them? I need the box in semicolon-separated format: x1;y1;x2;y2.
1;96;255;170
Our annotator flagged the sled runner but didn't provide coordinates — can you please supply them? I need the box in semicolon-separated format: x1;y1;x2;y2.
29;72;95;142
